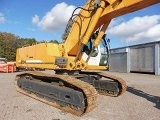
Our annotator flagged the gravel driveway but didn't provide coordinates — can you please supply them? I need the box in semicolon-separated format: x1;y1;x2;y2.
0;70;160;120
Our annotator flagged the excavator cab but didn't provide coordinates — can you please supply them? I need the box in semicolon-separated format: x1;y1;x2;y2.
82;39;101;66
82;33;109;66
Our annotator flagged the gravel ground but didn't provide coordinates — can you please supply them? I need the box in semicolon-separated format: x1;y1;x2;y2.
0;70;160;120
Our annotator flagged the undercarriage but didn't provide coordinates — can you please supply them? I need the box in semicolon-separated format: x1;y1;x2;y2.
15;70;127;116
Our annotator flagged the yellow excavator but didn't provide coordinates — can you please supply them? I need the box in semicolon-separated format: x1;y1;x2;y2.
15;0;160;116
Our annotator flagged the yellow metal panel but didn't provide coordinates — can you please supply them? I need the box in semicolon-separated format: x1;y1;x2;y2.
86;65;108;70
16;43;60;69
46;43;60;56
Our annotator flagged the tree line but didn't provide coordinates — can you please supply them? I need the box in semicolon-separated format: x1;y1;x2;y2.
0;32;59;61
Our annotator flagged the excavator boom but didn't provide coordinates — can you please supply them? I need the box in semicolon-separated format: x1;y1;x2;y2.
64;0;160;56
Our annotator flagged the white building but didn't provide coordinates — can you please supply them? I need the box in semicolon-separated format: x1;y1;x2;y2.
109;41;160;75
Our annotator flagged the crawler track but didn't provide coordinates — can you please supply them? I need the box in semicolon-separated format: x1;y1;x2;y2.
79;71;127;97
15;71;97;116
15;71;127;116
96;72;127;96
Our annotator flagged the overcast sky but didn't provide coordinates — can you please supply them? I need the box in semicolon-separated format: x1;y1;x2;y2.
0;0;160;48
